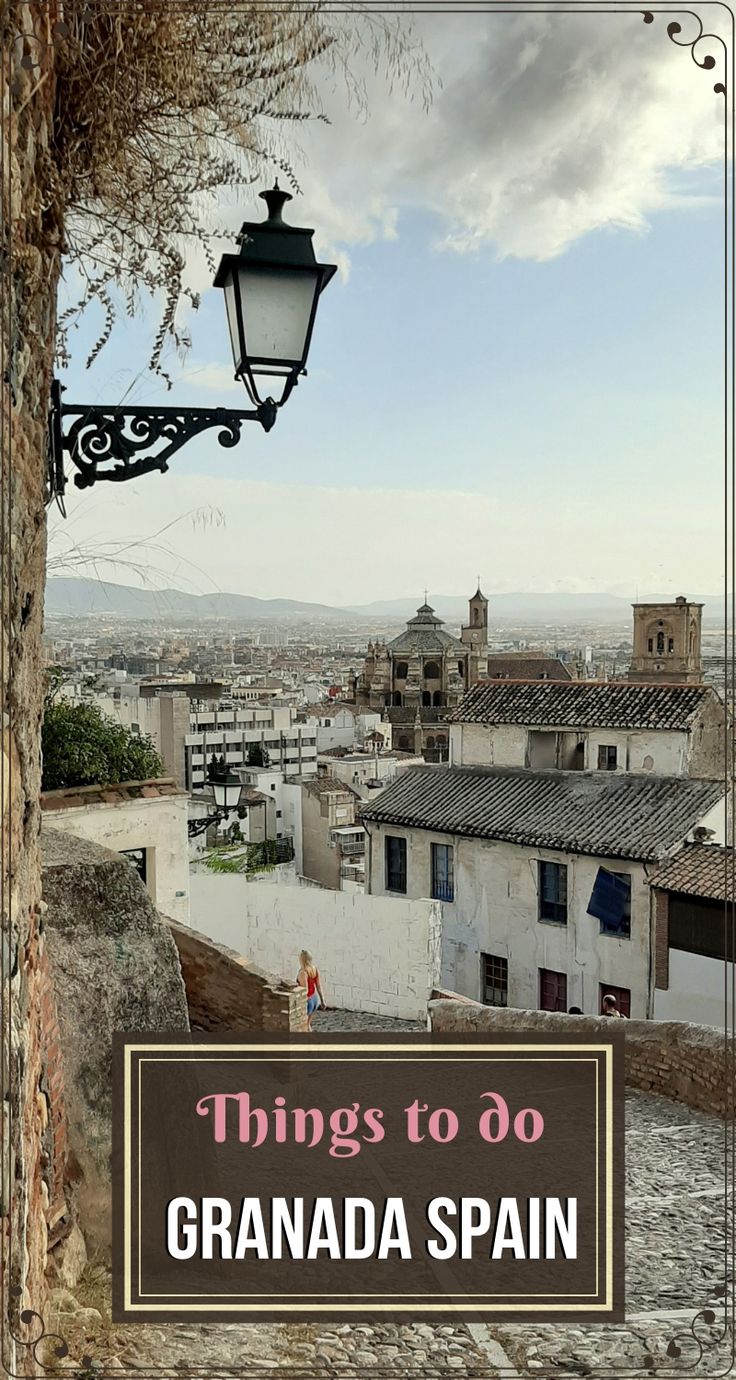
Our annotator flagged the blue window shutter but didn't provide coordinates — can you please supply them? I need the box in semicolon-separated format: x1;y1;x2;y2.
587;868;630;932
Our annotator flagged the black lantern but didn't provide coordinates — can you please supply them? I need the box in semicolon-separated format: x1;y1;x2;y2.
214;184;337;428
211;775;243;812
47;183;337;498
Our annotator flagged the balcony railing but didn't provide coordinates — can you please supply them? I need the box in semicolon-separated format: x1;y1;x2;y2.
431;880;454;903
339;839;365;856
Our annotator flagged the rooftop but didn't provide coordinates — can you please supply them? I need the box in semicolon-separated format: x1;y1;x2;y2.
485;655;573;682
41;777;184;811
649;843;734;901
449;678;715;730
360;766;724;861
387;603;465;656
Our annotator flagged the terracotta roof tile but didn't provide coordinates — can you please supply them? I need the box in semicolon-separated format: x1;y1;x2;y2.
649;844;734;901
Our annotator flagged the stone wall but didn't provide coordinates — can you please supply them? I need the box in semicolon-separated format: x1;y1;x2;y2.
169;918;307;1032
429;996;734;1118
2;3;64;1366
41;829;190;1248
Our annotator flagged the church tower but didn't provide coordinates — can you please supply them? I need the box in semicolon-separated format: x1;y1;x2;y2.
461;582;489;683
628;595;703;684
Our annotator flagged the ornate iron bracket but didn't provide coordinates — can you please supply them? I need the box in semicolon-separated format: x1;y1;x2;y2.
188;811;227;839
46;379;277;501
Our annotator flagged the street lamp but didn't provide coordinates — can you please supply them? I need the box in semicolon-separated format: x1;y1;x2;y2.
215;182;336;428
47;183;336;499
188;774;243;839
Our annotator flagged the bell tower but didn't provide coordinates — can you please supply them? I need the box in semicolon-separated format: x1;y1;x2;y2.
628;595;703;684
461;580;489;683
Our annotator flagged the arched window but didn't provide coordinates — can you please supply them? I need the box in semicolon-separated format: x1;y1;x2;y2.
647;638;653;653
424;661;441;680
393;691;403;706
473;608;480;625
436;735;447;760
422;690;431;707
426;736;436;750
433;691;445;707
689;620;697;654
384;693;391;707
398;735;410;751
395;661;408;680
656;632;665;654
458;660;465;677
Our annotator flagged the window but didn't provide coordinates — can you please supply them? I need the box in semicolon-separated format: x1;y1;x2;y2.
668;638;674;653
538;861;567;925
395;661;409;680
481;953;508;1007
424;661;441;680
539;968;567;1012
385;836;407;893
656;631;665;654
587;868;631;938
276;810;282;818
121;848;147;884
433;691;444;707
597;744;617;771
270;784;276;791
598;983;631;1017
458;660;465;677
647;637;654;652
431;843;454;902
393;691;403;707
422;691;432;707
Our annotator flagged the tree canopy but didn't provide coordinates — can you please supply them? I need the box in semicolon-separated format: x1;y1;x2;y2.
45;0;431;380
42;700;164;792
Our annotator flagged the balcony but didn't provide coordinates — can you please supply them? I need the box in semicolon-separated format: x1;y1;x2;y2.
339;839;365;856
431;880;454;903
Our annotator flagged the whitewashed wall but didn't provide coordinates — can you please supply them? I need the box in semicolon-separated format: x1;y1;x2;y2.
451;721;691;775
366;824;652;1016
188;874;441;1020
655;950;734;1030
46;794;190;924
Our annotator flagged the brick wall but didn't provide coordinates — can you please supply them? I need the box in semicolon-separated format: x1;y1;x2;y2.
653;887;670;989
168;920;307;1032
429;997;734;1119
2;3;64;1365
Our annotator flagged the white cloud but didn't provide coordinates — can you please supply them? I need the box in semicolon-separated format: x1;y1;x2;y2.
288;8;726;265
53;470;723;604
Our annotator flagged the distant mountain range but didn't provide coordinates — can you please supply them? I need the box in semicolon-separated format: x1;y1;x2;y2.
45;577;724;624
45;578;351;621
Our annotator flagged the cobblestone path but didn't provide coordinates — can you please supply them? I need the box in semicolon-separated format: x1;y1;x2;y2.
45;1010;731;1377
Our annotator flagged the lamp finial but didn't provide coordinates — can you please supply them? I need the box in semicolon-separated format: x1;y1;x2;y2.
260;181;293;225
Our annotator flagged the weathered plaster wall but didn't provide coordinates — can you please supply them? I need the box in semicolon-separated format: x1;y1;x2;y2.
366;822;653;1016
2;4;64;1363
41;787;190;923
452;720;701;776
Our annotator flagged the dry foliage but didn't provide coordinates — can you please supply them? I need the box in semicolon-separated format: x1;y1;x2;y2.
33;0;432;380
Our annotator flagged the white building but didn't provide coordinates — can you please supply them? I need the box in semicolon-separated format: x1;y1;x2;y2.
40;778;190;924
361;679;728;1019
649;844;734;1029
185;703;317;789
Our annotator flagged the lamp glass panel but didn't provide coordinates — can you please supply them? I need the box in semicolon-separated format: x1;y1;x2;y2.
224;276;242;371
237;266;320;365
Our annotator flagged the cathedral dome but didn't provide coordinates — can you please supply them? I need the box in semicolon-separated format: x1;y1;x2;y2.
387;603;465;655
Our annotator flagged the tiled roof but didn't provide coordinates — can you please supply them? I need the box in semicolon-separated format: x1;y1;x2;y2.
448;679;714;730
41;777;182;810
485;656;573;682
303;774;359;799
649;844;734;901
360;767;724;861
387;603;464;655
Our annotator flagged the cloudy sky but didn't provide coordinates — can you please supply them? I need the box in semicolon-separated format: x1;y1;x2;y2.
51;5;728;606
